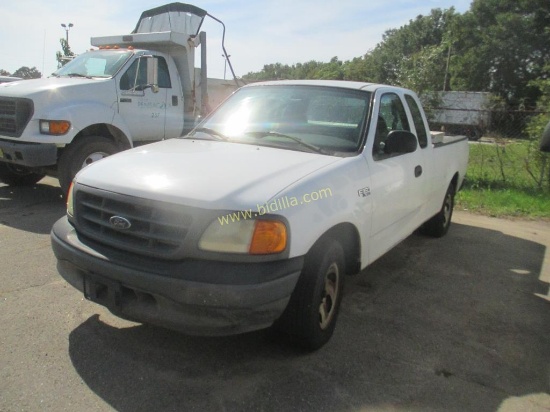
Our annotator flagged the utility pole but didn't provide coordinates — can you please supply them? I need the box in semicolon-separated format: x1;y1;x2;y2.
443;30;452;91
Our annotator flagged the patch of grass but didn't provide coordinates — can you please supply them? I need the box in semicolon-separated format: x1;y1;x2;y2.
467;140;539;189
458;139;550;219
456;187;550;219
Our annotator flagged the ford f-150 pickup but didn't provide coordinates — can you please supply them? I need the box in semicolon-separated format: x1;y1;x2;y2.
51;80;469;350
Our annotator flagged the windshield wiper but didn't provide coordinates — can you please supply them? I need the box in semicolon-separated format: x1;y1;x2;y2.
245;131;328;154
66;73;91;79
192;127;229;141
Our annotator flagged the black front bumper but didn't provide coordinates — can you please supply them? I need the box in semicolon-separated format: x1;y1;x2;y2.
51;217;303;336
0;139;57;167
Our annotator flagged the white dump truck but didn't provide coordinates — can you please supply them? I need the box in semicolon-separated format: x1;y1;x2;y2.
424;91;491;140
52;80;469;350
0;3;239;194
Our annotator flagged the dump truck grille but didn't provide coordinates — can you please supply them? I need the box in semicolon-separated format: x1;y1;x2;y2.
0;98;33;137
75;188;192;258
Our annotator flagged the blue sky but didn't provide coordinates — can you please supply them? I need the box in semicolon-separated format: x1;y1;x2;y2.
1;0;472;79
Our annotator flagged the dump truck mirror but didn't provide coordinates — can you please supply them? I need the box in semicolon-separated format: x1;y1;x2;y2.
146;57;159;93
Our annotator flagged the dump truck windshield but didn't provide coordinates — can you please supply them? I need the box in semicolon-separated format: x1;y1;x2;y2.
53;50;133;78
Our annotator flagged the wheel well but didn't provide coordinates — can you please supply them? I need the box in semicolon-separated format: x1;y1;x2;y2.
73;124;131;150
309;223;361;275
451;172;459;192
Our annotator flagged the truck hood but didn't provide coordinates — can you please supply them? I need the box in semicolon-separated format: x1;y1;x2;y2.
76;138;342;210
0;77;113;101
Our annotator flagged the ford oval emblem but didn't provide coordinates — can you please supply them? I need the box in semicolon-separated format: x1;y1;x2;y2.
109;216;132;230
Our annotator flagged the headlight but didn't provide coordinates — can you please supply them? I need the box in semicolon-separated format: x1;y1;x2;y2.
66;181;75;217
39;120;71;135
199;218;287;255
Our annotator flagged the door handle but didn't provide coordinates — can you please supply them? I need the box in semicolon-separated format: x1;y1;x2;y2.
414;165;422;177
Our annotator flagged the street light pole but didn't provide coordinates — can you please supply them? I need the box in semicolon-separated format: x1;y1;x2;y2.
222;54;231;80
61;23;74;46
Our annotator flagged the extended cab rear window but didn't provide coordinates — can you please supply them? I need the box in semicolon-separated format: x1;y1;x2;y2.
405;94;428;148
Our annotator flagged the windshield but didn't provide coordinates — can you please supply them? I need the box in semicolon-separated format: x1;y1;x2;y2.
189;85;371;155
53;50;133;78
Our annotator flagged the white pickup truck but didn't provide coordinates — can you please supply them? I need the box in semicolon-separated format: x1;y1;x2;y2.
51;80;469;350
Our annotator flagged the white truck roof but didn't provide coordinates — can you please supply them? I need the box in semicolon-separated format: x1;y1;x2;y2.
242;80;409;93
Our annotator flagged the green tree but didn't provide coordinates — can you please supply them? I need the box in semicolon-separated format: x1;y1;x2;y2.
364;8;459;90
12;66;41;79
342;56;371;82
0;69;10;76
295;61;324;79
56;38;75;68
313;57;344;80
450;0;550;107
243;0;549;108
243;62;291;81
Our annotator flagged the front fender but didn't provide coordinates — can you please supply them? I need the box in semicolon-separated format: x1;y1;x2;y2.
43;102;134;148
273;156;372;265
33;101;118;145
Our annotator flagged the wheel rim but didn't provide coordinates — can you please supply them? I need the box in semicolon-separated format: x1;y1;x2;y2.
319;262;340;330
442;192;453;227
82;151;110;168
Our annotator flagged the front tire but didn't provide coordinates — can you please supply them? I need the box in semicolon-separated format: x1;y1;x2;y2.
58;136;120;195
276;238;345;351
0;162;45;186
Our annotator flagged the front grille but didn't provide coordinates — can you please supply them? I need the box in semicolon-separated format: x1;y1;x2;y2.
0;98;33;137
75;189;193;258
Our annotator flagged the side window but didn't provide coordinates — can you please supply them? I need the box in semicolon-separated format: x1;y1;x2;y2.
120;56;171;91
405;94;428;148
120;59;146;91
157;57;171;88
373;93;411;159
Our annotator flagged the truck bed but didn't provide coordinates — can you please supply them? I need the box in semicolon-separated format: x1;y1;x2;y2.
431;131;468;147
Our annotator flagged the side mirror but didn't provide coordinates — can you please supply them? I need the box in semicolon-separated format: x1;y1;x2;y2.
384;130;418;154
146;57;159;93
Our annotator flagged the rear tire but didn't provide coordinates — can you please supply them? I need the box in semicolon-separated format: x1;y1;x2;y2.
0;162;45;186
58;136;119;195
276;237;345;351
421;183;455;238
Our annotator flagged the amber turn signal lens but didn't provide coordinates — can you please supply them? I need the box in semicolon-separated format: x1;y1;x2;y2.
50;121;70;135
249;220;287;255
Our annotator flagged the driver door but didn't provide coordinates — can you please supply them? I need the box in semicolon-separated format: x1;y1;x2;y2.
118;56;168;142
367;90;425;261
